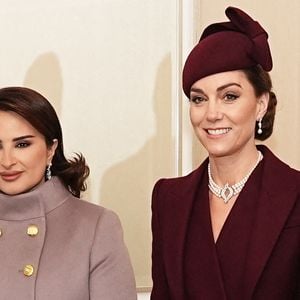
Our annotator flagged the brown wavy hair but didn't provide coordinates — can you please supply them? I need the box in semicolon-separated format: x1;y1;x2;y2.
0;87;89;197
242;65;277;140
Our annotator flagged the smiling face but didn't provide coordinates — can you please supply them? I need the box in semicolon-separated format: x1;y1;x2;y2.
189;70;268;158
0;110;57;195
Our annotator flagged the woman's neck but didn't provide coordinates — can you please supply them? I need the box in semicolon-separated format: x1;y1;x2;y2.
208;146;260;186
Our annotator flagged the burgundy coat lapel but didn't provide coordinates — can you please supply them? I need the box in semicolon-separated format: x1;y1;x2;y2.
242;146;299;298
164;165;208;297
159;160;227;299
184;168;227;299
152;163;208;299
214;162;263;298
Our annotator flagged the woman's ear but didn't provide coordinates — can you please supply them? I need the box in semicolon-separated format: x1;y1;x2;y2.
47;139;58;165
257;92;269;120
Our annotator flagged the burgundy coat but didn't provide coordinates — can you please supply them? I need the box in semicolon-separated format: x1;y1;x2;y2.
151;146;300;300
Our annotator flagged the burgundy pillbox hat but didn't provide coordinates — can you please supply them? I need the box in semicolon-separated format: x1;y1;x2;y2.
182;6;273;97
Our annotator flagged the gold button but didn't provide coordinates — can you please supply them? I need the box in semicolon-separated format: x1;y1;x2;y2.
0;229;2;237
23;264;34;277
27;225;39;237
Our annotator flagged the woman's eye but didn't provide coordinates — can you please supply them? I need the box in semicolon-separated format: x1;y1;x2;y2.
190;96;206;104
16;142;30;148
224;93;239;101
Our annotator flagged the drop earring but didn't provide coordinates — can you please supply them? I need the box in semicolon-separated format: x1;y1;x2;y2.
257;118;263;135
46;163;52;180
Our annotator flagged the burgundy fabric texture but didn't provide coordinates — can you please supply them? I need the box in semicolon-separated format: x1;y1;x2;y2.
151;146;300;299
182;6;273;97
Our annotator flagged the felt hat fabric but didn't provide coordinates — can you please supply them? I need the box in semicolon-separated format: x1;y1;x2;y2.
182;7;272;97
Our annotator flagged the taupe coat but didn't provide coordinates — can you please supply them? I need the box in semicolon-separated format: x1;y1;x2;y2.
0;177;137;300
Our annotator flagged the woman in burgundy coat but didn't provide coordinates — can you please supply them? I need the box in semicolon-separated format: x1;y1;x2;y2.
151;7;300;300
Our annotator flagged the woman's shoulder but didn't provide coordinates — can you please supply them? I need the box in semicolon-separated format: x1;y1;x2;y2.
66;196;120;224
151;161;208;217
153;160;208;195
260;145;300;176
61;197;124;247
258;145;300;193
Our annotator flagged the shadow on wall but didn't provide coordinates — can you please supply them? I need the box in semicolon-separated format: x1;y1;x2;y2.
22;52;93;199
100;54;174;289
23;52;63;116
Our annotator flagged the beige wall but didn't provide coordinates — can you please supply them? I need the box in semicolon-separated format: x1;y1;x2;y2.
1;0;299;293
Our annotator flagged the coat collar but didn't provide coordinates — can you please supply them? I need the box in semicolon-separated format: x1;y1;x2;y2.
0;177;71;221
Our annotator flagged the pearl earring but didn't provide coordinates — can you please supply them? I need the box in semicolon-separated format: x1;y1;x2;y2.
257;118;263;135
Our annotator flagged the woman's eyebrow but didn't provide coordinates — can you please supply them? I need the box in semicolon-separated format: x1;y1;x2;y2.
190;82;242;95
12;135;35;142
216;82;242;92
190;87;208;98
190;87;205;94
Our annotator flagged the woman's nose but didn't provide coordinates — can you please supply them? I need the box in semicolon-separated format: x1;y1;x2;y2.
206;100;223;122
0;149;17;169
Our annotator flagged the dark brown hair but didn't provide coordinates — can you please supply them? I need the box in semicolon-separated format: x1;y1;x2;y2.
242;65;277;140
0;87;89;197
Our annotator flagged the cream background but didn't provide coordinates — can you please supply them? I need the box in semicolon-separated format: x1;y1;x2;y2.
0;1;299;298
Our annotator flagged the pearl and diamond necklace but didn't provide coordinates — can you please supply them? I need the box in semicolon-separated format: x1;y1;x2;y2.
208;151;263;204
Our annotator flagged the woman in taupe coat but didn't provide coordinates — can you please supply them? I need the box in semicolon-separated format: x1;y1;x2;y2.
0;87;137;300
